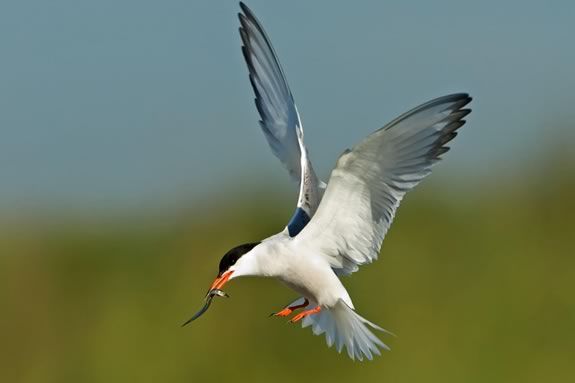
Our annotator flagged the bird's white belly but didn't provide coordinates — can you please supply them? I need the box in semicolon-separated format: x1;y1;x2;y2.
273;249;352;308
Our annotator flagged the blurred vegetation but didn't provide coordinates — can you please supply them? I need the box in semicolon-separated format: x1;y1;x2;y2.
1;157;574;383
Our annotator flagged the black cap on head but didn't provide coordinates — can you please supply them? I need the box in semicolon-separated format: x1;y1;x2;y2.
218;242;260;276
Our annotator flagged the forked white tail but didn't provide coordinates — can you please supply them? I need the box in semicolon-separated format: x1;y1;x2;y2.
301;299;391;361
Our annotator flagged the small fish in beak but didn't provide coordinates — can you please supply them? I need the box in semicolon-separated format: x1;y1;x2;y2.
181;289;229;326
209;289;230;298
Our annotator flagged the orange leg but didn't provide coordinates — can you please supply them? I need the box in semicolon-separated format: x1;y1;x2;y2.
290;306;321;323
271;298;309;317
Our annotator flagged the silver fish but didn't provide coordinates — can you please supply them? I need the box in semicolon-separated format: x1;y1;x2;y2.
209;289;229;298
181;289;229;326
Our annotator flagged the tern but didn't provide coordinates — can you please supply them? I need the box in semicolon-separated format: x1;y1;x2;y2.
186;2;472;361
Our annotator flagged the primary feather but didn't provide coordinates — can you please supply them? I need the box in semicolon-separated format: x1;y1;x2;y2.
239;2;324;232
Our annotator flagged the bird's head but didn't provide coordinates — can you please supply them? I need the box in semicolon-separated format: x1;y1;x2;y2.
182;242;262;326
208;242;261;294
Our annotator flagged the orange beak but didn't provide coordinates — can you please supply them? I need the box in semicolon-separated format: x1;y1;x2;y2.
209;270;233;292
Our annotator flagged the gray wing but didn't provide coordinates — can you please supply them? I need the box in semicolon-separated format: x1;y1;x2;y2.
239;2;324;236
295;94;472;275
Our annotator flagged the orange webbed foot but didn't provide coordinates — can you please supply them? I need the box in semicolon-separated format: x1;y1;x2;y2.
270;298;309;317
271;307;294;317
289;306;321;323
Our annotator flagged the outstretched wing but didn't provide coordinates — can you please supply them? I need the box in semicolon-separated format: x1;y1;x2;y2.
238;2;323;236
295;94;472;275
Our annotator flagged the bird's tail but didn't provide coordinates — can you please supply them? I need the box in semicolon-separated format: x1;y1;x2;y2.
301;299;391;361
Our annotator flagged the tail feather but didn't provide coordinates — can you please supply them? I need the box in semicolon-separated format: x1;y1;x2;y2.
301;299;390;361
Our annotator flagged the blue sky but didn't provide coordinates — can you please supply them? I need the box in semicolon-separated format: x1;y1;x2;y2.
1;0;574;210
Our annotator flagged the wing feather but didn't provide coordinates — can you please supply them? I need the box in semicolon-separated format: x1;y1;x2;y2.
295;94;472;275
239;2;324;235
238;3;301;181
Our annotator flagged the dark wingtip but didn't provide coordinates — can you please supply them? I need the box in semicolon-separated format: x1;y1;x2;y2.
239;2;252;19
427;98;472;160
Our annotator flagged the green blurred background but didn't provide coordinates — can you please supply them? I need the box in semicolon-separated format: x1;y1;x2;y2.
2;162;575;382
2;0;575;382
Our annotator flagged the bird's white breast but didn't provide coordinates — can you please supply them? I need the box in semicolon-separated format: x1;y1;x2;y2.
255;236;353;308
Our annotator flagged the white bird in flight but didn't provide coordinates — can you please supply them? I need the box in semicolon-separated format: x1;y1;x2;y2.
185;2;472;361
